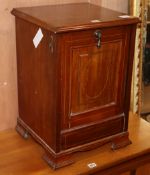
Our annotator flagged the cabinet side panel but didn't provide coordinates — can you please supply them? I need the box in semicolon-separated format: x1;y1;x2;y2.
124;24;137;131
16;18;59;152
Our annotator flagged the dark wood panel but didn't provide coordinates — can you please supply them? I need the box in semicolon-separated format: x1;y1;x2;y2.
61;26;131;128
71;40;122;114
61;117;123;149
16;18;60;152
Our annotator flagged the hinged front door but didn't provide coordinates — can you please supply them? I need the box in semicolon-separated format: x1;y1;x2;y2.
61;26;131;129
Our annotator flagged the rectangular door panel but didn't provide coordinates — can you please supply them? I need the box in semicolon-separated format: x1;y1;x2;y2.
71;40;122;114
61;27;130;128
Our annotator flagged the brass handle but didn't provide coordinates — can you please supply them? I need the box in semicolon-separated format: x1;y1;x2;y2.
94;30;101;48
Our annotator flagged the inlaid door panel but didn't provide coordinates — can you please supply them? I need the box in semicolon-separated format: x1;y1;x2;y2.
71;41;122;114
62;27;130;128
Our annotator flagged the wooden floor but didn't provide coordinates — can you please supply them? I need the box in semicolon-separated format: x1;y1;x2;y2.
0;116;150;175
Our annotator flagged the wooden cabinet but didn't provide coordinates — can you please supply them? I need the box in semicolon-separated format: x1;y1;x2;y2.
11;3;139;169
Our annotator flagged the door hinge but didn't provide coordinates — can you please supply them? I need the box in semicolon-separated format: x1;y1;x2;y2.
49;35;54;53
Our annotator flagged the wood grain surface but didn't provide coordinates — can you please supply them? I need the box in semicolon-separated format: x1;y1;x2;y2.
0;113;149;175
11;3;133;33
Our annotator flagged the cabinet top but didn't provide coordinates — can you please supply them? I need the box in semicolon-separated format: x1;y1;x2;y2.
11;3;139;33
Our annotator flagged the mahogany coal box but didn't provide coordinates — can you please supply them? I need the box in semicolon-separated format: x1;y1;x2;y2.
11;3;139;169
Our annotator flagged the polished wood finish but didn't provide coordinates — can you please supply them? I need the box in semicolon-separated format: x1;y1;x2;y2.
12;3;138;33
12;3;139;169
0;114;150;175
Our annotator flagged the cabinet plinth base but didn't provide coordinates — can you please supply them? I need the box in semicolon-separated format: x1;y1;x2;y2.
16;119;132;169
43;152;74;170
16;123;29;139
111;132;132;150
